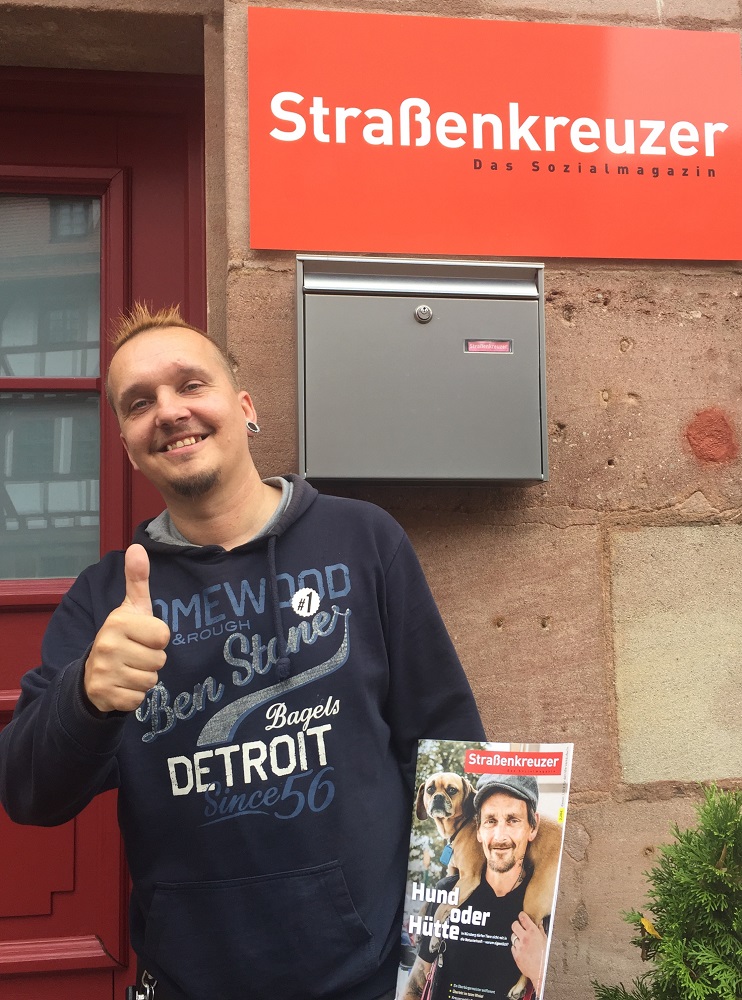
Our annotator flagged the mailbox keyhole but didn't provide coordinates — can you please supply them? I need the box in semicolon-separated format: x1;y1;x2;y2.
415;304;433;323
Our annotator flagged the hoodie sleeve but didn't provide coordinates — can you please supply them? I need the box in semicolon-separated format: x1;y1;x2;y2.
382;531;485;788
0;585;125;827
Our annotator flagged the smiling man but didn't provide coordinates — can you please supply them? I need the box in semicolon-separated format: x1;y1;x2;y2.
402;774;549;1000
0;306;484;1000
108;318;279;535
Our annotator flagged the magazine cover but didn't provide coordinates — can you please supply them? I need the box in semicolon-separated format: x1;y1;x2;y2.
396;740;573;1000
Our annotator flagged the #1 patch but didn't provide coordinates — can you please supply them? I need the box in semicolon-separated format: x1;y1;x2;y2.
292;587;321;617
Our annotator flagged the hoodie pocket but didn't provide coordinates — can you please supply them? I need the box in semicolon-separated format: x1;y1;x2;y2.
144;861;376;1000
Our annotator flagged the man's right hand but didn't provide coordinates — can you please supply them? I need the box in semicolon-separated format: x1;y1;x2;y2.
84;544;170;713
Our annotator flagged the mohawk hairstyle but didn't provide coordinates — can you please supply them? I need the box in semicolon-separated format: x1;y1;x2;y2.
106;303;239;409
110;303;207;351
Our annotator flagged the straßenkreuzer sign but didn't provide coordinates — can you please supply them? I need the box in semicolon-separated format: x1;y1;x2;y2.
247;9;742;260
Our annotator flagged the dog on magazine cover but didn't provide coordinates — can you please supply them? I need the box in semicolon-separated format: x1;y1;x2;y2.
416;771;562;1000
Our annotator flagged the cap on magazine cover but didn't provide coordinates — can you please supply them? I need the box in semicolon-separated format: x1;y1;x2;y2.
473;773;539;813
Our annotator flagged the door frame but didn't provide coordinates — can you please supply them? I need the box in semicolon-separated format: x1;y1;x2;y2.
0;67;205;998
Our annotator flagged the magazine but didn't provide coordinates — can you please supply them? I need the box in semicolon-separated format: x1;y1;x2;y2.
395;740;573;1000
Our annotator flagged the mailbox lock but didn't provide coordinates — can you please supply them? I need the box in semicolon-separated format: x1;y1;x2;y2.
414;304;433;324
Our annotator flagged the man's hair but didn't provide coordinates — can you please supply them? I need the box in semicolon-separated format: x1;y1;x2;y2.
476;791;538;830
105;303;239;409
111;303;207;351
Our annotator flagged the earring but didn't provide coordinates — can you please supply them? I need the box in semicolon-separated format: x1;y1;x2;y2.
246;419;260;435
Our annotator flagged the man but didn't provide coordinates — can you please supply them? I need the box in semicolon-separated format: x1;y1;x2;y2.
402;775;549;1000
0;306;484;1000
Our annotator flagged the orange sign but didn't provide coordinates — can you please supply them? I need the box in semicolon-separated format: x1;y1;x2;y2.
247;8;742;259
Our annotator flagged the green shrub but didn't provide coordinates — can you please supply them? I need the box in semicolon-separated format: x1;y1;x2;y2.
593;785;742;1000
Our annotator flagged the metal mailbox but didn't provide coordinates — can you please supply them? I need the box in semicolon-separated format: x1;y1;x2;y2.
297;255;547;482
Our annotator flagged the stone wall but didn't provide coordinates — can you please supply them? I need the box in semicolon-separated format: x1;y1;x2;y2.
221;6;742;996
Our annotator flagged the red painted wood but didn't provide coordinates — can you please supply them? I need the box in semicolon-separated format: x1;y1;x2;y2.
1;970;121;1000
0;691;20;713
99;166;130;551
0;378;97;391
0;792;126;974
0;581;71;606
0;68;205;998
0;819;75;918
0;166;120;192
0;608;48;692
0;935;112;968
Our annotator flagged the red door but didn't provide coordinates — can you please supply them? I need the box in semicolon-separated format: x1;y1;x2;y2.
0;68;205;999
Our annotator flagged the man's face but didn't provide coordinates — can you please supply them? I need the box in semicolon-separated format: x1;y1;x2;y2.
108;326;255;501
476;792;539;875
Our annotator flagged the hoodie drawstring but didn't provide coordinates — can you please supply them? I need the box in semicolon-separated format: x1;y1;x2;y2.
267;534;292;681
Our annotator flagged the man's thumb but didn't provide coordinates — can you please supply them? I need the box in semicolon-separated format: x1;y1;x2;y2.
123;543;153;614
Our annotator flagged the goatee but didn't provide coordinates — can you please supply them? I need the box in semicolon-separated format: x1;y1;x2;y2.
487;856;517;874
486;846;517;874
171;469;220;498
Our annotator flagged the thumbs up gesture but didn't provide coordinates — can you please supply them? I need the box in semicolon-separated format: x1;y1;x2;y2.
84;544;171;714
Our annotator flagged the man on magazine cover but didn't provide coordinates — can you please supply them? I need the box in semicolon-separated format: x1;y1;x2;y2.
402;775;549;1000
0;306;484;1000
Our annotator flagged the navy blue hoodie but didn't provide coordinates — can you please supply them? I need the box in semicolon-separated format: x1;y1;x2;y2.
0;477;484;1000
